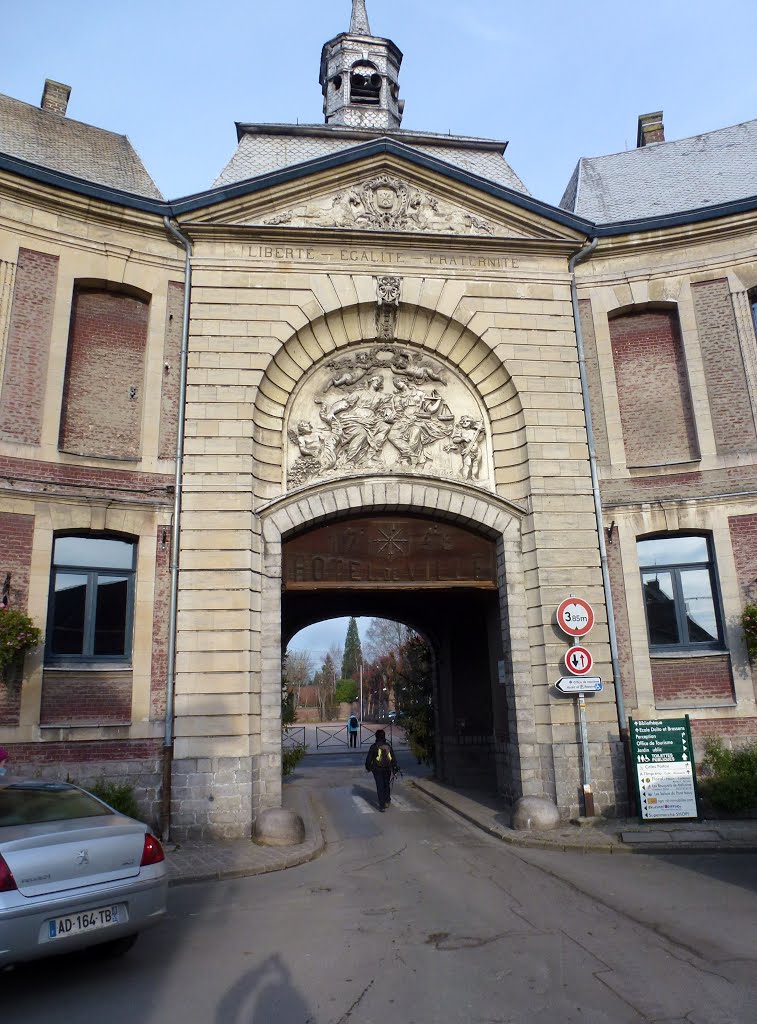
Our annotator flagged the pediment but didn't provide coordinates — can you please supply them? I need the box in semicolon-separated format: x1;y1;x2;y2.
182;150;585;243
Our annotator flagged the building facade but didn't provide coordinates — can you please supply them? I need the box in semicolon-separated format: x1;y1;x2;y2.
1;3;755;837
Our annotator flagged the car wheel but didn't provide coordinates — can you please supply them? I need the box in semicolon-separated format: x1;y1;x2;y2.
88;933;139;959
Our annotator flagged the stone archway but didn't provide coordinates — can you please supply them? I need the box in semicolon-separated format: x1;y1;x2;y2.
257;477;539;812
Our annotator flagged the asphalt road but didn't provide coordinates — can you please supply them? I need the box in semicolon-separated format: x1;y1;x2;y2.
4;752;757;1023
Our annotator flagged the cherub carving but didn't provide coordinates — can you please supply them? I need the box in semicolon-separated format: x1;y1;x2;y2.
390;350;447;386
446;414;485;480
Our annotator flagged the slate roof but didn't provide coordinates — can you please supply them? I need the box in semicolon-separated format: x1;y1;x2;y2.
213;124;530;195
560;117;757;223
0;92;163;200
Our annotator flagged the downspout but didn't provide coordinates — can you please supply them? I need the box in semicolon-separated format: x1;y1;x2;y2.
568;238;627;738
160;216;193;841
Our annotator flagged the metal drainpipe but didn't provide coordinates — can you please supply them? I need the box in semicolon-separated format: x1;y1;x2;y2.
160;216;193;841
568;238;627;738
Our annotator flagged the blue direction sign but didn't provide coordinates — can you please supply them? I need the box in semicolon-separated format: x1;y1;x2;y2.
554;677;603;693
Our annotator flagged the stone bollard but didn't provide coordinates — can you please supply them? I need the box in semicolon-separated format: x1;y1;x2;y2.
511;796;560;832
254;807;306;847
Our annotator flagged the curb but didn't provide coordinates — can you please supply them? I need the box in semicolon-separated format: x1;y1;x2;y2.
165;791;325;886
409;780;757;855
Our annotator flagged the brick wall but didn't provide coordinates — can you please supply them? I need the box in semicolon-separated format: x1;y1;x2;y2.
0;455;172;502
150;525;171;720
691;279;757;454
601;464;757;506
59;288;149;459
40;669;132;725
0;248;59;444
651;655;734;705
729;514;757;605
690;717;757;759
609;309;698;467
158;281;184;460
0;511;36;725
0;739;164;829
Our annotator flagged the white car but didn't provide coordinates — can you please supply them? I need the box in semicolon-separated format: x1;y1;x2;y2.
0;780;167;967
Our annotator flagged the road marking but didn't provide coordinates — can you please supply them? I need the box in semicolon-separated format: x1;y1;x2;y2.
388;794;417;812
352;795;374;815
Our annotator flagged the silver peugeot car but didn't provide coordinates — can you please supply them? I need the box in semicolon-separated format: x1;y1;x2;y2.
0;780;167;967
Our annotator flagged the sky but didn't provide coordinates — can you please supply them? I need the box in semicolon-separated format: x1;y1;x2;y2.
4;1;757;206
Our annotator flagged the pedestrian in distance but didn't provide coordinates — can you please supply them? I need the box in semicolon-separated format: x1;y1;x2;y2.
347;712;360;749
365;729;398;811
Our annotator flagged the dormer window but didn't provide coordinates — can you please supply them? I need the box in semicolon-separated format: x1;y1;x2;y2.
350;63;381;105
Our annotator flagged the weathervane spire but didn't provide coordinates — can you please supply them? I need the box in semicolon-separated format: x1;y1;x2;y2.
350;0;371;35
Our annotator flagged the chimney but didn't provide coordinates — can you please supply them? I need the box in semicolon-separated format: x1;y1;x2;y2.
637;111;664;148
40;79;71;116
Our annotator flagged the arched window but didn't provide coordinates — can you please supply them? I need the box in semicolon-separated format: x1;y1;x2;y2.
637;534;723;651
46;534;136;662
350;62;381;106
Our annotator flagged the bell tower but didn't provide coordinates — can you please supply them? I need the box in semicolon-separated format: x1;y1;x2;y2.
320;0;404;130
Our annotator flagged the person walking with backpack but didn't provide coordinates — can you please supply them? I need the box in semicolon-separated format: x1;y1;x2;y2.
347;712;360;749
365;729;397;811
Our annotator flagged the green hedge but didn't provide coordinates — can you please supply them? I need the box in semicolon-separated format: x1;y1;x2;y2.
699;739;757;814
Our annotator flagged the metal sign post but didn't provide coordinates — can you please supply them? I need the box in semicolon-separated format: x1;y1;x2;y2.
577;692;594;818
554;596;597;817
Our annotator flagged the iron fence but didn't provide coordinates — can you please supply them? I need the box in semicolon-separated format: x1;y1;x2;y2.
282;726;306;748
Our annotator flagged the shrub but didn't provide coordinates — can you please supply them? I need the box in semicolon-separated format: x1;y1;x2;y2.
86;778;142;820
0;608;42;681
742;603;757;663
282;745;307;777
335;680;358;704
699;739;757;814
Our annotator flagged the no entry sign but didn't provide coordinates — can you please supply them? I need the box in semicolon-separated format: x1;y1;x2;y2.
564;646;593;675
556;597;594;637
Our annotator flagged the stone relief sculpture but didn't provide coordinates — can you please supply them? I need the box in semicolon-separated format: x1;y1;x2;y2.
286;344;491;487
260;174;507;236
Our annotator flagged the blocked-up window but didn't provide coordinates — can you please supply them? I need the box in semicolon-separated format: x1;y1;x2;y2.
46;535;136;663
637;535;723;652
609;307;698;467
59;286;149;459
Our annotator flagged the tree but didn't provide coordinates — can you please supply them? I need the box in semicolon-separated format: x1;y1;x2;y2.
396;632;434;765
362;617;408;663
341;616;363;682
364;651;397;719
314;653;338;720
335;679;359;704
283;649;313;692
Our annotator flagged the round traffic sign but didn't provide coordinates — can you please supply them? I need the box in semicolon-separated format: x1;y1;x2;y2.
556;597;595;637
564;645;593;675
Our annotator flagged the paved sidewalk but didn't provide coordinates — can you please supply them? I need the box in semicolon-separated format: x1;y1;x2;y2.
163;784;324;887
161;774;757;887
411;777;757;854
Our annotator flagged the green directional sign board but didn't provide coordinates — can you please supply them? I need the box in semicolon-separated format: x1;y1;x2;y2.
629;717;700;821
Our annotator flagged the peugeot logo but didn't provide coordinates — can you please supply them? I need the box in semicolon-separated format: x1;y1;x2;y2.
76;849;90;866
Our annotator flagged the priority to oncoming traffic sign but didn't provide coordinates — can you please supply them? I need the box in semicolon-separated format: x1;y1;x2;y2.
564;646;593;675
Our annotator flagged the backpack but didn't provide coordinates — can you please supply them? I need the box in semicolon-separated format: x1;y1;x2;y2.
348;716;358;730
374;742;394;770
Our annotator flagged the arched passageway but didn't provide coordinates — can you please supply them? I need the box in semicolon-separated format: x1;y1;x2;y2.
282;513;507;790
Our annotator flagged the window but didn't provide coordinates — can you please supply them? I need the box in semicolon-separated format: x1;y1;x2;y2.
46;535;136;662
750;288;757;338
350;63;381;106
637;535;722;651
